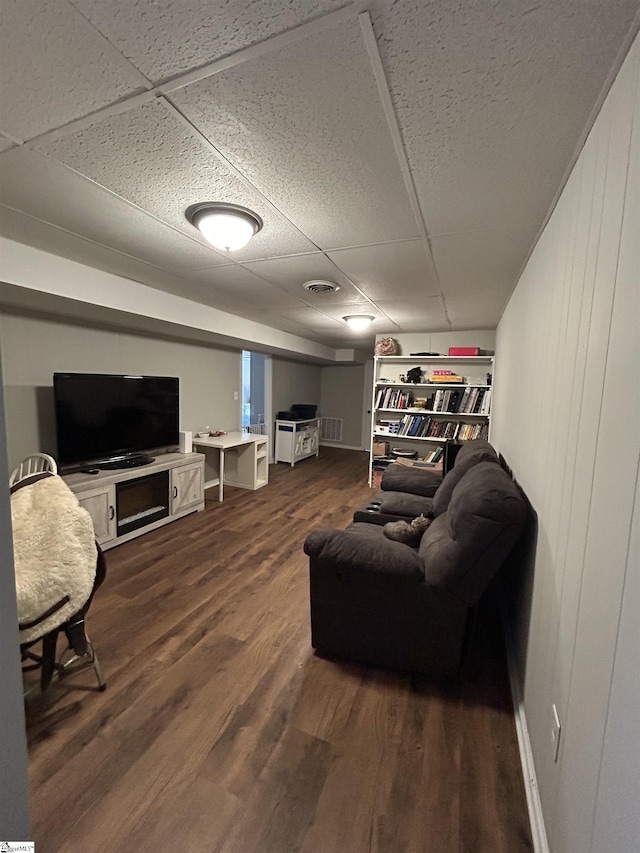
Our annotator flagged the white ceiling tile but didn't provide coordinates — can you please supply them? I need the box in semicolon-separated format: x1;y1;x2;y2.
238;254;350;292
0;206;206;294
430;224;535;321
274;305;344;327
239;256;372;306
327;241;440;299
0;0;146;142
0;147;227;272
370;0;639;234
71;0;346;83
38;100;318;259
182;264;290;309
171;21;420;248
373;297;448;328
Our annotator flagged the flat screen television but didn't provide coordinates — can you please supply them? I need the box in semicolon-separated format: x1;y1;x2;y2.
53;373;180;471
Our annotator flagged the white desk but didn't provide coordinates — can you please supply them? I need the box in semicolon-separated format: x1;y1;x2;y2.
192;432;268;501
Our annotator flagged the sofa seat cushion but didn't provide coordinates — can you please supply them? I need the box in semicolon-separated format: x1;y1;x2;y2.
353;491;435;525
419;462;526;604
380;463;442;497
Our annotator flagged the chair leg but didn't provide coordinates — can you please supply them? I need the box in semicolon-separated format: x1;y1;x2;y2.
41;630;60;690
58;634;107;691
86;639;107;691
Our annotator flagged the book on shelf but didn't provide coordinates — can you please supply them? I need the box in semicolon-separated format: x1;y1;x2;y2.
429;373;464;383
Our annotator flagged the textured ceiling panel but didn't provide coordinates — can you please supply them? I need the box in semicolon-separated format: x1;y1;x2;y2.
0;148;228;272
430;224;536;324
327;241;440;299
182;264;293;309
1;0;636;353
442;291;510;330
0;206;211;297
0;0;146;142
371;0;640;234
274;305;345;328
373;297;448;329
70;0;345;83
171;21;420;248
39;100;317;259
237;254;353;294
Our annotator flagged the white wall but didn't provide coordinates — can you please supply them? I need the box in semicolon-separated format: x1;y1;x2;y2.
0;309;241;471
271;357;322;419
375;330;496;356
320;363;366;449
492;34;639;853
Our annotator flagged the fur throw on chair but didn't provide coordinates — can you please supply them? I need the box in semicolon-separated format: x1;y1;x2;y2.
11;475;97;644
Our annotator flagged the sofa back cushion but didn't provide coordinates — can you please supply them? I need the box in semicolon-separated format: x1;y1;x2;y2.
419;462;526;604
380;463;442;497
431;440;498;516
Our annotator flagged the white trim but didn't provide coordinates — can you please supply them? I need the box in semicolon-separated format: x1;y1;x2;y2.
500;592;550;853
319;442;362;452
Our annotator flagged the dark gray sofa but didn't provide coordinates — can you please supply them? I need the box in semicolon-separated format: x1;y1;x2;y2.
353;438;498;526
304;449;526;676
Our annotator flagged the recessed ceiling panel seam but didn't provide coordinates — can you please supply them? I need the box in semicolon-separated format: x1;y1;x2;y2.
358;10;451;330
161;100;386;314
65;0;154;91
21;5;358;149
13;149;233;264
156;4;360;94
0;201;206;279
182;237;427;271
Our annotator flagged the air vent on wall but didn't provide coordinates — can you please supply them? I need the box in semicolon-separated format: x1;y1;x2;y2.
302;280;341;294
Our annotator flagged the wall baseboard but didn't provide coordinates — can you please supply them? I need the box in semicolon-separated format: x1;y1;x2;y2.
500;591;550;853
319;442;363;451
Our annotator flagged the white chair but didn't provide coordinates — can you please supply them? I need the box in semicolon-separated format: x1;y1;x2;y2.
9;452;58;487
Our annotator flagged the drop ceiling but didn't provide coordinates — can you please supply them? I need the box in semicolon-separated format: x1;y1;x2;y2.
1;0;638;353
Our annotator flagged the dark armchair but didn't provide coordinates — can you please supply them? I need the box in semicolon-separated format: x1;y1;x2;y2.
304;461;526;676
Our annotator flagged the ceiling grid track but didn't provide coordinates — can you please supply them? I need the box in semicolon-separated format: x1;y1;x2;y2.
357;11;452;329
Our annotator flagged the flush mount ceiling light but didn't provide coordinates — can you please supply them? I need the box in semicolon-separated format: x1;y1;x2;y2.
343;314;375;331
186;202;263;251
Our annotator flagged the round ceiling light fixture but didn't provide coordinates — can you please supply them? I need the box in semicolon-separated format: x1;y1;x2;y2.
302;280;341;294
186;202;263;251
343;314;375;331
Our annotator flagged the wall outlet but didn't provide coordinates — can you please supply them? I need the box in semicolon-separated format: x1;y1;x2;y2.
551;703;561;763
234;391;239;400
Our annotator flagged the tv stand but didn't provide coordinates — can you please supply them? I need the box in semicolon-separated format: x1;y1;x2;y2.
99;454;156;470
63;451;205;550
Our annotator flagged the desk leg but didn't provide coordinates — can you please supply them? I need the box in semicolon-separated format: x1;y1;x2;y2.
219;449;225;502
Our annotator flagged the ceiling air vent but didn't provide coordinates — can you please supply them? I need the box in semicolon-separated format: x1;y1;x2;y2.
302;279;340;294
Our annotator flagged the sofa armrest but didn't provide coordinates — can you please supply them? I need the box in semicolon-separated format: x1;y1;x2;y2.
304;526;424;581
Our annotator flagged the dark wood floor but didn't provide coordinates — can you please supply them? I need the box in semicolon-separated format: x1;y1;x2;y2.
24;447;532;852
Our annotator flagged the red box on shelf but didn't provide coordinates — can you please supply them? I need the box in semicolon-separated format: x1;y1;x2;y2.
448;346;480;356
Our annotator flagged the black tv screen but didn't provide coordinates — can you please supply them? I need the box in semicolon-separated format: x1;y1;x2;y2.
53;373;179;469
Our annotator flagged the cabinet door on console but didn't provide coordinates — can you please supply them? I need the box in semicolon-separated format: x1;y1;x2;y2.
77;483;117;545
170;462;204;516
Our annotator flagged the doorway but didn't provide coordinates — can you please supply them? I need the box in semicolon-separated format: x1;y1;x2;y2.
241;351;271;437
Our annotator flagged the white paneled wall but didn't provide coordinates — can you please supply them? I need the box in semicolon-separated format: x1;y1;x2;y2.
492;35;639;853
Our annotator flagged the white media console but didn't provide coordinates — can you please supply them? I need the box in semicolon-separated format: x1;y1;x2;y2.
63;451;205;550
